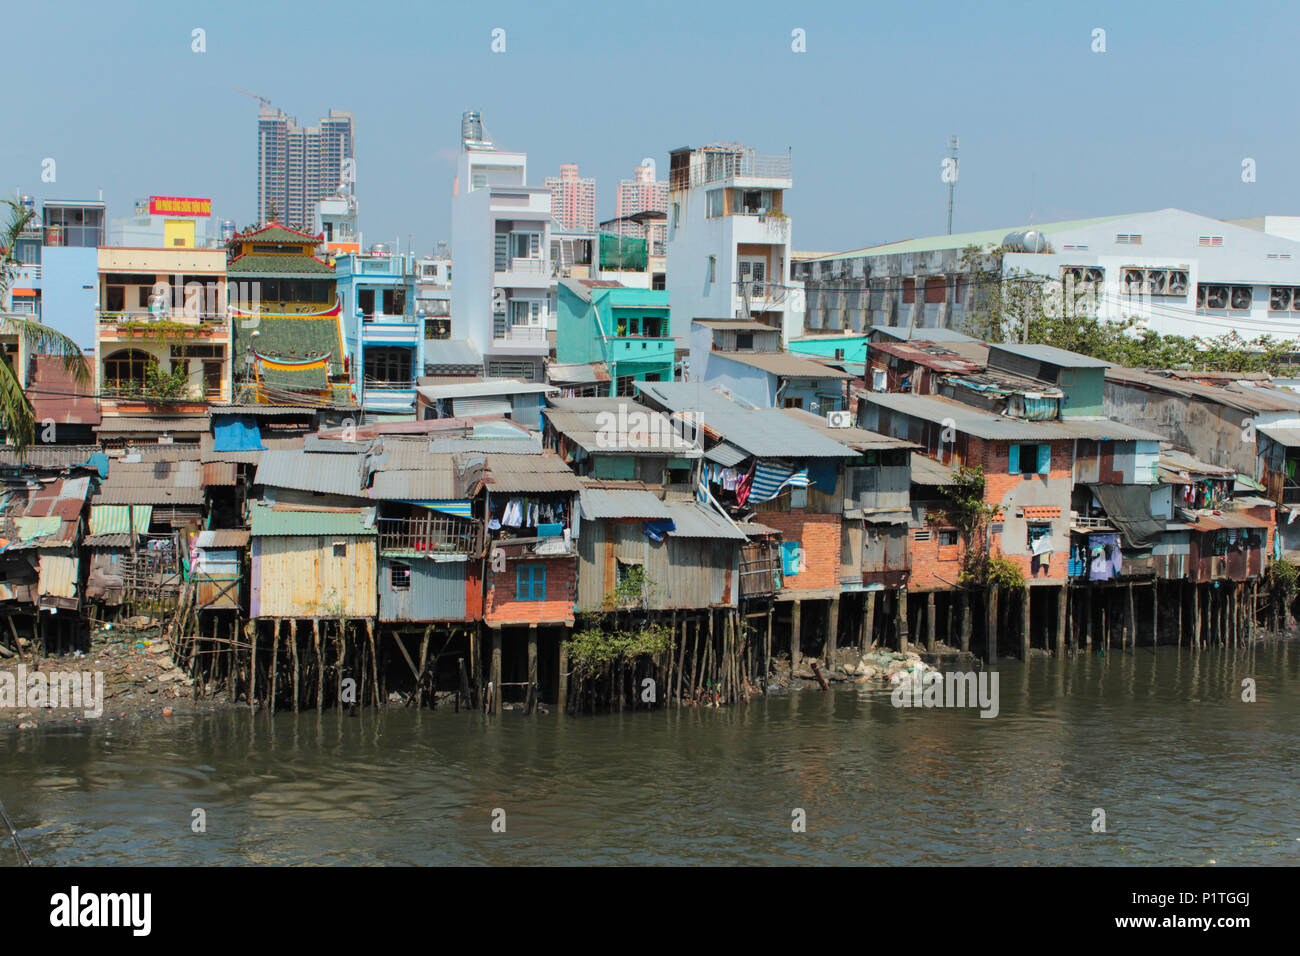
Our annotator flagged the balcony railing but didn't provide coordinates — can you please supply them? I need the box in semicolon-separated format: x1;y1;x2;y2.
98;310;226;326
498;257;548;275
492;319;548;343
377;515;484;556
670;151;792;190
361;311;416;324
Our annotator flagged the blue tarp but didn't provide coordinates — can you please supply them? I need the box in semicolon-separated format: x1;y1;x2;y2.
642;519;676;542
212;416;264;452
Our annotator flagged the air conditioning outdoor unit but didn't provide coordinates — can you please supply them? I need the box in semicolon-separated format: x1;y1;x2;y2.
826;410;852;428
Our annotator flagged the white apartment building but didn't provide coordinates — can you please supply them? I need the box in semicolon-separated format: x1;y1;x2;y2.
664;143;799;342
797;208;1300;343
450;112;553;381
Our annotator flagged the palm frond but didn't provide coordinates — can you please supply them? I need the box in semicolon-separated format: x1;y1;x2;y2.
0;352;35;450
0;314;91;384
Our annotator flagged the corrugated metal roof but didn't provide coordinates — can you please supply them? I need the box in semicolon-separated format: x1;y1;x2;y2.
1104;366;1279;413
579;487;670;520
484;453;583;493
95;416;209;433
428;436;542;455
661;501;747;540
868;325;978;343
210;405;318;417
301;436;374;454
200;433;303;463
692;319;779;331
704;442;747;467
910;453;957;486
1190;510;1271;531
864;392;1162;442
988;343;1109;369
1159;448;1235;476
129;444;203;461
248;502;376;536
3;476;92;548
546;362;610;385
710;351;853;379
635;383;859;460
254;450;367;497
418;379;557;400
735;520;779;537
88;504;151;535
369;468;459;501
870;340;985;373
95;460;204;505
38;553;78;600
201;461;239;486
196;529;251;548
1257;425;1300;448
0;445;104;469
83;533;132;548
544;405;703;456
423;339;482;367
781;407;919;451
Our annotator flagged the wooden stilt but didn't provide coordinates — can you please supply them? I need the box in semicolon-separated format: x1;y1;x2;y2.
926;592;936;652
1021;586;1031;660
1056;585;1067;657
826;597;839;666
490;627;502;714
790;600;802;669
960;590;971;653
366;620;378;708
269;619;280;712
863;592;876;652
897;588;910;651
291;619;300;713
526;625;538;715
557;639;569;714
313;619;323;712
986;588;998;662
249;620;258;712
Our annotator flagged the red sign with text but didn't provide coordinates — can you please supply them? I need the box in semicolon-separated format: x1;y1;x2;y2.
149;196;212;217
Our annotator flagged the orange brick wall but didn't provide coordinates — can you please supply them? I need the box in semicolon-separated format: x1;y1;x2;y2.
971;437;1071;584
909;528;964;591
485;557;576;625
759;511;842;591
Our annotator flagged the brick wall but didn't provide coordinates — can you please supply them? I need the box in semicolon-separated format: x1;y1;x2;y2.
974;436;1071;584
909;526;963;591
759;511;842;591
485;556;576;625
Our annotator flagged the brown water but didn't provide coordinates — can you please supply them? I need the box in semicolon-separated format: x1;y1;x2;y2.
3;643;1298;865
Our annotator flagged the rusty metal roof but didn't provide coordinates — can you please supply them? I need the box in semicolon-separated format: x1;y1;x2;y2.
95;416;209;434
484;453;583;493
201;461;239;486
0;445;104;469
369;466;460;501
200;433;303;463
196;529;251;548
95;459;204;505
870;340;985;373
1;476;91;549
27;356;100;426
254;449;367;497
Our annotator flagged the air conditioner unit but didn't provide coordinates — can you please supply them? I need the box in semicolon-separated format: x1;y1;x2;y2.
826;410;852;428
1271;287;1293;311
1231;286;1253;310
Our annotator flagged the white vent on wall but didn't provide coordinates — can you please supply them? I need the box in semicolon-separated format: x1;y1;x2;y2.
913;529;932;542
1198;236;1225;247
1267;253;1292;260
1116;234;1143;244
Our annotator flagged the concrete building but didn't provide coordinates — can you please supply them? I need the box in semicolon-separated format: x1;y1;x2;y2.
335;251;422;420
687;318;851;412
555;279;674;396
450;111;552;382
615;160;668;251
5;196;105;350
796;208;1300;342
109;196;227;250
665;143;798;342
257;106;355;231
545;163;596;233
313;191;361;256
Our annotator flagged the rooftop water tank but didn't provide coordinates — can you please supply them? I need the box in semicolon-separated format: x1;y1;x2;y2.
1002;229;1049;253
461;111;488;145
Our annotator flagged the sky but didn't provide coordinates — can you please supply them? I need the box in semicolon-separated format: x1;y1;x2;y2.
5;0;1298;256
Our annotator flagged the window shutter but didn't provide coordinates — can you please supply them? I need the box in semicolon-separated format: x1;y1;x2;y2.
1008;444;1021;475
1037;444;1051;475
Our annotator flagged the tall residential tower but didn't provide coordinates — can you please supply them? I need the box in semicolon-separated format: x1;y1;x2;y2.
256;107;355;230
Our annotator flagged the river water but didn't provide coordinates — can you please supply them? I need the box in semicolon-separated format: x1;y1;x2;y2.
3;643;1298;866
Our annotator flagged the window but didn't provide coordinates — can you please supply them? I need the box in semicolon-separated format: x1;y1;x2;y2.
103;349;153;391
364;347;412;386
517;564;546;601
735;332;754;350
203;361;222;397
671;203;680;230
1009;443;1050;476
332;542;347;558
510;299;542;326
1027;523;1052;552
390;562;411;590
488;360;537;381
707;255;717;283
510;232;541;259
938;529;959;547
783;397;803;409
358;289;375;316
706;189;724;218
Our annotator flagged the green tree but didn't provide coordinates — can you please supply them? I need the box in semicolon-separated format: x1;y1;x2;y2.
0;195;91;450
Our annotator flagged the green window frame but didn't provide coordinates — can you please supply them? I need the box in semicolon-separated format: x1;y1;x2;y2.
516;564;546;601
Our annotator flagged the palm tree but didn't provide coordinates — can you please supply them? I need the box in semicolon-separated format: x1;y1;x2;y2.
0;194;91;451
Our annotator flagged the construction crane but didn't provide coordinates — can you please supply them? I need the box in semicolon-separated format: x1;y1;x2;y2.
234;87;273;110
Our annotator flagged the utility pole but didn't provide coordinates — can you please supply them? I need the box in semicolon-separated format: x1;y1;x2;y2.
945;135;959;235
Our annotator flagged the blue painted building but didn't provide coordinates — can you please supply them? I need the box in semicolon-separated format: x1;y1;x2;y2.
335;253;423;421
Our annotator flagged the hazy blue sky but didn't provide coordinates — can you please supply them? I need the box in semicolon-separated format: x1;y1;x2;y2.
5;0;1296;255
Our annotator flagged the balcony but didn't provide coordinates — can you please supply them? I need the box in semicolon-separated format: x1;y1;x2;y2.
604;335;674;363
492;319;548;347
670;151;792;190
377;515;484;556
97;310;227;333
